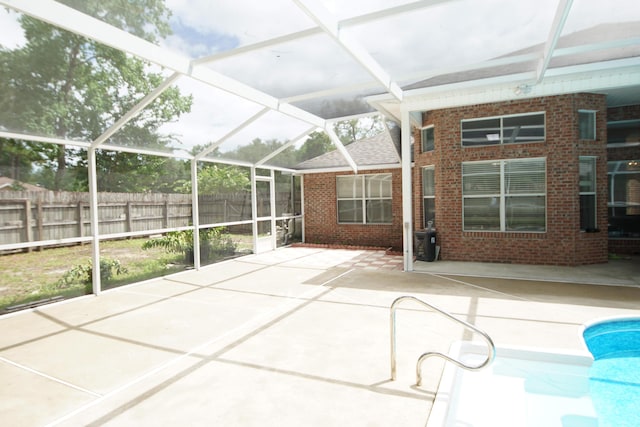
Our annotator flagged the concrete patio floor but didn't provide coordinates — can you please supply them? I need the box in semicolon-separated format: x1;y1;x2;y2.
1;247;639;426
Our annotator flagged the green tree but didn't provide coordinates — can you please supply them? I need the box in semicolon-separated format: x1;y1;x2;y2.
0;2;192;191
177;164;250;194
297;131;332;162
0;139;43;182
333;116;384;145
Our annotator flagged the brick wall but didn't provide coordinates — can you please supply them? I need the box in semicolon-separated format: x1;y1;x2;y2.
415;94;609;266
302;168;404;250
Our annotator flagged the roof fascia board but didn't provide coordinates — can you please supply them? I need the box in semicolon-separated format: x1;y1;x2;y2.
553;37;640;57
401;63;640;112
536;0;573;83
296;163;403;174
292;0;403;101
92;72;181;148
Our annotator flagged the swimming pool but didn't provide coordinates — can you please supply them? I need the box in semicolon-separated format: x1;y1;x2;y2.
427;317;640;427
583;317;640;427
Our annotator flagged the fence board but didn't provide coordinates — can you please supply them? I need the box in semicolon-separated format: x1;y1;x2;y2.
0;190;294;247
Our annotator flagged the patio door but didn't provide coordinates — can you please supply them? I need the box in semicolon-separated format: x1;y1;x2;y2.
254;176;276;253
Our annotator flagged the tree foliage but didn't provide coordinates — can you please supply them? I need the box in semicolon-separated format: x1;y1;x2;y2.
333;116;385;144
0;1;192;191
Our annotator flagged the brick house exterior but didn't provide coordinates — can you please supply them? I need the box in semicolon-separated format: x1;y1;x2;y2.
303;168;404;249
301;93;639;266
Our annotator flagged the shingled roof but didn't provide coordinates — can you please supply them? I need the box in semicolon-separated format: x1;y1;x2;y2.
0;177;46;191
296;128;401;170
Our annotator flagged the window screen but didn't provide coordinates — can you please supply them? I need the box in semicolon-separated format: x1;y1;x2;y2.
463;158;546;232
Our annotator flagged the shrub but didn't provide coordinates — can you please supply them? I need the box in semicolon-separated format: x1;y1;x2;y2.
142;227;237;263
56;258;127;291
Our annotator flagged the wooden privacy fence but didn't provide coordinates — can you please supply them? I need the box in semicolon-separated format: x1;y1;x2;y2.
0;190;293;247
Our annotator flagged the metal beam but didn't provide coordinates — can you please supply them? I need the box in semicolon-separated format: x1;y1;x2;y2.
292;0;403;101
256;126;317;166
536;0;573;83
92;72;181;148
194;107;270;160
325;127;358;173
1;0;326;130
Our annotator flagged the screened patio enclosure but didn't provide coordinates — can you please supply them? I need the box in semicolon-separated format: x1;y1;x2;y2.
1;0;639;307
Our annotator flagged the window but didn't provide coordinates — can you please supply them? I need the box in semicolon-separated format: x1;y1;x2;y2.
579;111;596;140
337;174;392;224
461;112;545;146
421;126;434;152
579;157;597;231
608;160;640;237
608;119;640;145
423;167;435;228
462;158;546;232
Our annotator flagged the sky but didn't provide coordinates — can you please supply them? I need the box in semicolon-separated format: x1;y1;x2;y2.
1;0;639;156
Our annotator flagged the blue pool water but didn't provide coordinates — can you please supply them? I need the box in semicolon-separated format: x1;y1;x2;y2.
583;317;640;427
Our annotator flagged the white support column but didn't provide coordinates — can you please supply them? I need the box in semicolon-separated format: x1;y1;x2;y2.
191;159;201;270
401;108;413;271
250;167;258;254
300;174;306;243
87;147;101;294
270;169;277;250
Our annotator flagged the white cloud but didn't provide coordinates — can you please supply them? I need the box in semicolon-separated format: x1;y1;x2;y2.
0;9;25;49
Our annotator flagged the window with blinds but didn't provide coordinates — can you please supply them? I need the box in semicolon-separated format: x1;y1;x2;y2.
422;166;435;227
579;157;597;231
461;112;545;146
462;158;546;232
337;174;392;224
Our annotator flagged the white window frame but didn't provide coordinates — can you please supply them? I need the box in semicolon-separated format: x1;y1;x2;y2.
579;110;597;140
421;125;434;152
462;158;547;232
422;166;435;228
461;112;546;147
336;173;392;224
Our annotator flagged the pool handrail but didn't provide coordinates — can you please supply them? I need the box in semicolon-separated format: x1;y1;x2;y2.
390;295;496;386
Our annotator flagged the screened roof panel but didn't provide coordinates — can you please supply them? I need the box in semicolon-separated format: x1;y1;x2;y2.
204;33;375;99
1;0;639;171
290;87;383;120
561;0;640;36
343;0;558;84
204;109;318;168
0;9;169;145
105;75;266;155
54;0;317;59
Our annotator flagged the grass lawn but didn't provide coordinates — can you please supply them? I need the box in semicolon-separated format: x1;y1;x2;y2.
1;239;187;312
0;233;254;312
